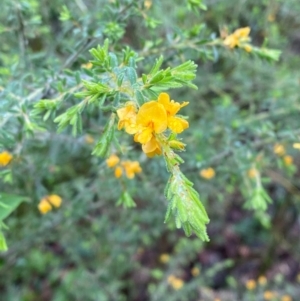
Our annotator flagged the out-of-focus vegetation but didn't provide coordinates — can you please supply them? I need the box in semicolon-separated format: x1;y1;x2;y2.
0;0;300;300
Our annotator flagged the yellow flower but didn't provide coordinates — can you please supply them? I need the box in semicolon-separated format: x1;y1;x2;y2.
0;151;13;166
283;155;293;166
191;267;200;277
106;154;120;168
47;194;62;208
273;143;285;156
114;166;123;178
293;143;300;150
157;92;189;134
38;194;62;214
167;275;184;290
200;167;215;179
134;101;167;144
247;167;258;179
142;136;162;157
246;279;256;290
81;62;93;69
85;134;94;144
281;295;292;301
121;160;142;179
159;253;170;264
258;276;267;286
223;27;251;49
117;102;138;134
144;0;152;9
38;198;52;215
263;291;276;300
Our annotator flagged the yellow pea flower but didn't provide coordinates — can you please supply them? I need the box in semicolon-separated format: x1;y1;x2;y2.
0;151;13;166
283;155;293;166
158;92;189;133
47;194;62;208
38;194;62;214
106;154;120;168
142;136;162;157
281;295;292;301
258;276;267;286
38;198;52;214
191;267;200;277
273;143;285;156
246;279;256;290
293;143;300;149
134;101;167;144
114;166;123;178
263;291;276;300
200;167;215;179
223;27;252;51
247;167;258;179
117;102;138;134
159;253;170;264
167;275;184;290
121;160;142;179
81;62;93;69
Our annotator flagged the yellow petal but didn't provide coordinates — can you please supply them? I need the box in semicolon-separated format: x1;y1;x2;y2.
0;151;13;166
134;127;153;144
168;116;189;133
47;194;62;208
106;154;120;168
136;101;168;133
38;199;52;214
142;137;162;157
234;27;251;38
115;166;123;178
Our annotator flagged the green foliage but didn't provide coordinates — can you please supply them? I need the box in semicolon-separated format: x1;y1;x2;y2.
1;0;300;299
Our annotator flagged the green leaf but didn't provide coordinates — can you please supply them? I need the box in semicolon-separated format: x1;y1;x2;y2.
0;231;8;252
0;193;28;221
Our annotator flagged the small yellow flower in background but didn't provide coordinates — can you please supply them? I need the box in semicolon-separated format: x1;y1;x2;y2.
47;194;62;208
263;291;276;300
245;279;256;290
258;275;267;286
81;62;93;69
167;275;184;290
159;253;170;264
247;167;258;179
121;161;142;179
38;198;52;214
0;151;13;166
38;194;62;214
281;295;292;301
293;143;300;150
144;0;152;9
267;14;276;22
106;154;120;168
200;167;215;180
191;267;200;277
273;143;285;156
114;166;123;178
214;299;221;301
117;102;138;134
223;27;252;52
283;155;293;166
85;134;94;144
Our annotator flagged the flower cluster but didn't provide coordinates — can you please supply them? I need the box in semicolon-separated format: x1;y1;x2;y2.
200;167;215;180
0;151;13;167
117;92;189;157
106;154;142;179
223;27;252;52
38;194;62;214
167;275;184;290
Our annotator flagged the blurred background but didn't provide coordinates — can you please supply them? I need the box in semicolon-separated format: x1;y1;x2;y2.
0;0;300;300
